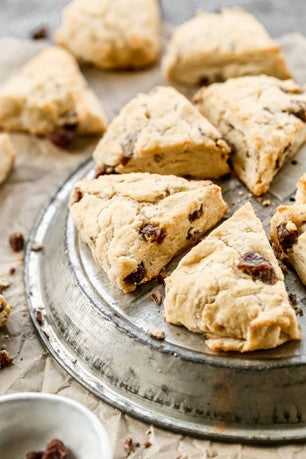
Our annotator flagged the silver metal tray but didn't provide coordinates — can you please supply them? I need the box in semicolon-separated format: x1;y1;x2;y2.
24;150;306;444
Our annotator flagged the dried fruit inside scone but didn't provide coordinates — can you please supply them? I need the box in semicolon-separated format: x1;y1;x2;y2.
93;86;230;179
0;295;11;328
296;173;306;204
164;203;301;352
195;76;306;196
69;173;227;293
270;203;306;286
0;46;107;143
54;0;161;70
163;8;291;85
0;134;15;185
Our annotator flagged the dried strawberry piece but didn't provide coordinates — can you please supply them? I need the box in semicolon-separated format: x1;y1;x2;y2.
237;252;277;285
9;232;24;252
277;224;298;252
188;204;203;222
42;439;69;459
47;123;78;149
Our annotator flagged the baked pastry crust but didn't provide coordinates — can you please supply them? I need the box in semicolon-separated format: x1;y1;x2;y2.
195;76;306;195
163;8;291;86
69;173;227;292
93;86;230;179
0;46;107;136
164;203;301;352
296;173;306;204
270;203;306;285
0;134;15;185
0;295;11;327
54;0;161;70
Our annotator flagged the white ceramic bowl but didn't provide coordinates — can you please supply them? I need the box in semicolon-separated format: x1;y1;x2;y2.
0;392;112;459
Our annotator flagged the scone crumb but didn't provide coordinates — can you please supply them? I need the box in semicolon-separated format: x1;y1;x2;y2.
31;25;48;40
36;310;44;325
144;441;152;448
32;242;43;252
262;199;272;207
8;267;16;276
289;293;297;307
0;350;13;369
149;329;165;340
238;190;244;196
151;292;162;306
9;232;24;252
124;438;134;456
145;429;152;435
0;277;10;293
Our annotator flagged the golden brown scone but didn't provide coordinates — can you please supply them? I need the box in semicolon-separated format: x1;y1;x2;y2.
195;76;306;195
93;86;230;179
0;295;11;327
0;46;107;137
0;134;15;185
270;203;306;285
296;173;306;204
69;173;227;293
54;0;161;70
164;203;301;352
163;8;291;85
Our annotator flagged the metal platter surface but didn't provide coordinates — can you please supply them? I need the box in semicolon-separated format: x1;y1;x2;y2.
24;151;306;444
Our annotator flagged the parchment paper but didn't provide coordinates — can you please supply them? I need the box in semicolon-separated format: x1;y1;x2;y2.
1;35;306;459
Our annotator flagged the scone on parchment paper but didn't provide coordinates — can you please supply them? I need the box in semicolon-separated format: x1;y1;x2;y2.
163;8;291;85
195;76;306;196
296;173;306;204
69;173;227;293
54;0;161;70
93;86;230;179
0;46;107;138
270;203;306;286
0;134;15;185
164;203;301;353
0;295;11;327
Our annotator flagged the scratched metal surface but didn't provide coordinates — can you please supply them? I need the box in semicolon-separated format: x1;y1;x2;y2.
24;141;306;443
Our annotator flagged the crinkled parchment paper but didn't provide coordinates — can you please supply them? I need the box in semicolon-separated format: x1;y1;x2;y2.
1;34;306;459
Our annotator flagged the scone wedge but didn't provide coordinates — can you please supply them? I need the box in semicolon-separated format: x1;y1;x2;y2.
0;46;107;139
54;0;161;70
0;134;15;185
0;295;11;327
270;203;306;285
93;86;230;179
163;8;291;85
195;76;306;195
164;203;301;352
69;173;227;292
296;173;306;204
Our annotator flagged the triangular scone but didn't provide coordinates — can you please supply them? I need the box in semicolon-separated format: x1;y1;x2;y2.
270;204;306;286
54;0;161;70
93;86;230;179
163;8;291;85
296;173;306;204
0;46;107;137
195;76;306;195
0;134;15;185
69;173;227;293
164;203;301;352
0;295;11;327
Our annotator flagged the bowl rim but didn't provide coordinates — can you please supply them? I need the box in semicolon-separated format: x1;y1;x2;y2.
0;392;113;458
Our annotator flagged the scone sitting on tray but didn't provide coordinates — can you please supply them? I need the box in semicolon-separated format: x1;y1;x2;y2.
270;185;306;285
195;76;306;196
69;173;227;293
54;0;161;70
0;295;11;327
0;46;107;144
164;203;301;353
296;173;306;204
0;134;15;185
93;86;230;179
163;8;291;85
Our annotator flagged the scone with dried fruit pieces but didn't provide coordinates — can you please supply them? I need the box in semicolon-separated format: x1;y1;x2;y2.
163;8;291;85
195;76;306;195
69;173;227;293
296;173;306;204
93;86;230;179
0;134;15;185
54;0;161;69
0;295;11;327
270;192;306;286
164;203;301;352
0;46;107;145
